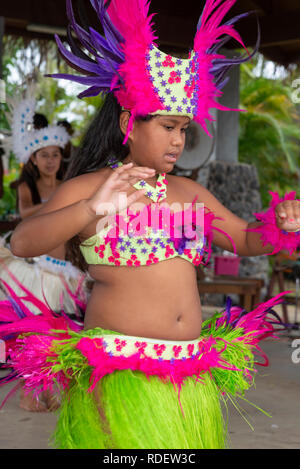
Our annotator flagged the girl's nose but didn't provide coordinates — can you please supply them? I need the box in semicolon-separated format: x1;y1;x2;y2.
171;131;185;147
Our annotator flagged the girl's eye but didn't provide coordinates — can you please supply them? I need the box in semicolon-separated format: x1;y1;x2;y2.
165;126;174;131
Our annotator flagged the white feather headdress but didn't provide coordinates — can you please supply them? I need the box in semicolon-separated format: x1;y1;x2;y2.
5;84;69;164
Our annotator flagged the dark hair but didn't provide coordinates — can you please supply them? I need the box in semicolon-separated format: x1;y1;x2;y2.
18;159;43;205
17;148;64;207
64;93;153;271
57;120;74;136
64;93;130;181
33;113;49;130
17;113;48;206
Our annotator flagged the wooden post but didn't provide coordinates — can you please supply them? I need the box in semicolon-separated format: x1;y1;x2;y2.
215;50;240;164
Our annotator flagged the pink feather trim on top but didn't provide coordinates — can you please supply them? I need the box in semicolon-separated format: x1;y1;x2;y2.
247;191;300;255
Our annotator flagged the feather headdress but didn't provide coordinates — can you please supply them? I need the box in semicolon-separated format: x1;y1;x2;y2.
5;84;69;164
51;0;259;142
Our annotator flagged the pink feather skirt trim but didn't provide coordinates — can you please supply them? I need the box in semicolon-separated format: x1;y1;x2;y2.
0;287;287;405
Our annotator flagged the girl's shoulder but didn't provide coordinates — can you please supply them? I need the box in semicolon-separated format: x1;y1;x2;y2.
35;167;112;213
17;180;31;196
17;180;27;190
65;167;111;196
167;174;223;210
167;174;206;197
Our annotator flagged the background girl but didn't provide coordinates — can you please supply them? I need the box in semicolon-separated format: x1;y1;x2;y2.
0;95;87;411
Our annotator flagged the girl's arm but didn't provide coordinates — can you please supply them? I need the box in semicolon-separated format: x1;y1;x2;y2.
12;181;96;257
184;178;300;256
18;183;43;219
11;164;155;258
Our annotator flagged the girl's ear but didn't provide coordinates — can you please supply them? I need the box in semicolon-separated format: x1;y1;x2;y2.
119;111;132;138
30;153;37;166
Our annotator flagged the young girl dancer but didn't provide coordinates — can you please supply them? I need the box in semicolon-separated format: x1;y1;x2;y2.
1;0;300;449
0;93;87;411
0;90;86;314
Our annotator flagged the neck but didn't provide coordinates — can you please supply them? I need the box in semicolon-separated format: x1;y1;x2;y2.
39;174;58;187
145;175;159;187
122;156;159;184
108;157;167;203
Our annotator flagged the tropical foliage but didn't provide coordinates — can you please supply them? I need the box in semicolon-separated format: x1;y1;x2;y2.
0;170;19;218
238;56;300;206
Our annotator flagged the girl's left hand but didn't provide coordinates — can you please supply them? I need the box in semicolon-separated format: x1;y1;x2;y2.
275;200;300;232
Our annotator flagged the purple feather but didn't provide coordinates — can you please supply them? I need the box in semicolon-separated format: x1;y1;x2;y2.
67;26;94;62
210;17;260;90
78;86;104;99
94;0;125;44
55;35;102;75
207;11;253;55
225;297;232;326
49;0;127;99
5;296;27;320
208;35;232;55
66;0;99;57
224;11;253;27
89;27;124;62
0;370;18;385
49;73;113;86
214;75;230;90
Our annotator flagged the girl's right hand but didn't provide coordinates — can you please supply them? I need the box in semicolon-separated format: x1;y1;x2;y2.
85;163;156;217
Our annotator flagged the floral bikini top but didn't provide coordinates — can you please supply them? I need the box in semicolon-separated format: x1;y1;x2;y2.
80;159;228;267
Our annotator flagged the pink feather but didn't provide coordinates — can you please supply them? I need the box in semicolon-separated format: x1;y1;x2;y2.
0;263;84;363
107;0;164;141
76;335;241;396
247;191;300;255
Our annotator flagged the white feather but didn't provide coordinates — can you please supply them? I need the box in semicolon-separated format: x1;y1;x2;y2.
4;84;69;164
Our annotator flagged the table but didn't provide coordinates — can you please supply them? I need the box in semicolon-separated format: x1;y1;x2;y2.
198;275;264;311
266;253;300;324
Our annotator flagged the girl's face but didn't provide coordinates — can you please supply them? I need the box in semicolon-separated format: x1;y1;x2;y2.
125;115;190;173
32;146;62;177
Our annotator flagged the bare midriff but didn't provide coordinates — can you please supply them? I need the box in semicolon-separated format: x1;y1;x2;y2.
84;256;202;341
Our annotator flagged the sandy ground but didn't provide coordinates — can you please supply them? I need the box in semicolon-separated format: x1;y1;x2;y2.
0;307;300;449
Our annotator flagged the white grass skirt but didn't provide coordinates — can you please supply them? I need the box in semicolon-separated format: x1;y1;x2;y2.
0;244;87;315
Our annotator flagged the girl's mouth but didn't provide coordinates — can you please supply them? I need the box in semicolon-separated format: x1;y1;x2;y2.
165;154;178;163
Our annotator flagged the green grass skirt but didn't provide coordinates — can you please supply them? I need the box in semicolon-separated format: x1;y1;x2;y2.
50;320;267;450
54;364;227;449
